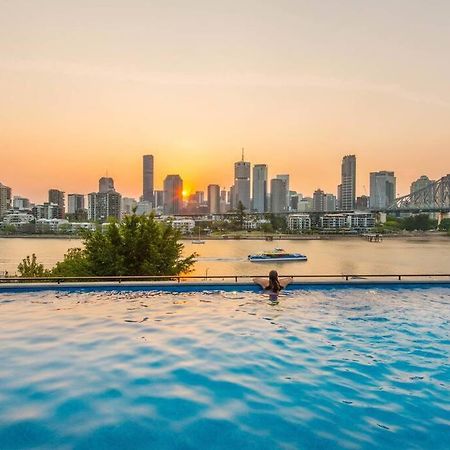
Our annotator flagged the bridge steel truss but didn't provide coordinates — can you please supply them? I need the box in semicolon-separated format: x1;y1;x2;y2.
385;174;450;213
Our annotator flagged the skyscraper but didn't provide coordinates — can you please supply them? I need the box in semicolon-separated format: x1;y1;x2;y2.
48;189;65;218
270;178;287;213
207;184;220;214
370;171;396;209
313;189;326;211
339;155;356;210
88;177;121;221
410;175;434;194
0;182;12;219
99;177;115;193
252;164;268;213
276;174;290;211
233;150;251;210
163;175;183;215
67;194;85;215
143;154;154;204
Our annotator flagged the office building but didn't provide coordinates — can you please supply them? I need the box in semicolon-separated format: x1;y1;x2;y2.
313;189;326;211
270;178;287;213
325;193;337;211
99;177;115;193
121;197;137;216
233;151;251;210
48;189;65;218
67;194;85;215
88;177;121;221
370;171;396;209
356;195;370;210
143;154;154;203
276;174;290;211
339;155;356;210
163;175;183;215
207;184;220;214
0;182;12;219
13;196;31;210
410;175;434;194
252;164;268;213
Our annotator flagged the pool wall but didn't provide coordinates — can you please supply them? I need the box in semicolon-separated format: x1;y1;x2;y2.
1;279;449;293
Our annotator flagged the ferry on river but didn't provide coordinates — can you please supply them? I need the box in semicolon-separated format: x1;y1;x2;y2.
248;248;307;262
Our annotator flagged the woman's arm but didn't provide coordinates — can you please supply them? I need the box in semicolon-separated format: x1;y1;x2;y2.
253;277;270;289
279;277;293;288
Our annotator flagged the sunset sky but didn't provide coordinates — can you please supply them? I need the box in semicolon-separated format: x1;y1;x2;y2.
1;0;450;202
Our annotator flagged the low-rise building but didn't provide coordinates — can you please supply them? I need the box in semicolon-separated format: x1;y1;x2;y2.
171;218;195;234
288;214;311;232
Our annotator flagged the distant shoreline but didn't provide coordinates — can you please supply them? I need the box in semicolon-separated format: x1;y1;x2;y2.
0;232;448;241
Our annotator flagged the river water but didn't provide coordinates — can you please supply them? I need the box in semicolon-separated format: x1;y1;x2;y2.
1;236;450;276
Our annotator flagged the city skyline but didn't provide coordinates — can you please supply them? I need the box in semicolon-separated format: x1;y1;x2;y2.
1;1;450;202
1;150;448;205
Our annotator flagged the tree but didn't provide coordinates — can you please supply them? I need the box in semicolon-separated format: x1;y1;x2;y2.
438;218;450;232
18;254;48;277
20;213;197;277
235;201;246;230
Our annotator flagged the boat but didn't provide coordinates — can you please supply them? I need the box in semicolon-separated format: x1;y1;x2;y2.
192;229;205;244
248;248;307;262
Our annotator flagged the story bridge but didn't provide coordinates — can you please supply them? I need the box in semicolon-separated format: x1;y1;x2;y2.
382;174;450;214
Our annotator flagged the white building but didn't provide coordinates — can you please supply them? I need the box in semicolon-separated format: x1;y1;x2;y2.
346;213;375;229
320;214;347;229
288;214;311;232
171;218;195;234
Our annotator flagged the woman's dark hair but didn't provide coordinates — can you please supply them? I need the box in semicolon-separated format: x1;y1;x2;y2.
267;270;282;293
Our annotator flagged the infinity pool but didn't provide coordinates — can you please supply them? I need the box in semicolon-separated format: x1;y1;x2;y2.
0;287;449;449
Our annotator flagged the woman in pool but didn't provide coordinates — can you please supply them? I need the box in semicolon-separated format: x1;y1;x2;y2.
253;270;293;294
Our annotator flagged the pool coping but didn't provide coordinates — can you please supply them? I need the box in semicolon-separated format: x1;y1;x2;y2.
1;279;450;293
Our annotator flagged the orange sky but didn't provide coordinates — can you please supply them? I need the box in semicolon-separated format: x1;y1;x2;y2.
1;1;449;202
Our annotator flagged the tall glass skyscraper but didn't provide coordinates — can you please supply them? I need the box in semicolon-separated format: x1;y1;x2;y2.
370;171;396;209
252;164;268;213
339;155;356;210
163;175;183;215
233;151;251;210
143;154;154;204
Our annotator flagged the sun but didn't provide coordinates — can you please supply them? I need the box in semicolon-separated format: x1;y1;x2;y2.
182;189;189;199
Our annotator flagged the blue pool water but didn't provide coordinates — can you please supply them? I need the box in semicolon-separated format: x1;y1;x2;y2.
0;287;449;449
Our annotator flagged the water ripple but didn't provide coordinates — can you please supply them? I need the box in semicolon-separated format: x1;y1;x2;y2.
0;287;449;449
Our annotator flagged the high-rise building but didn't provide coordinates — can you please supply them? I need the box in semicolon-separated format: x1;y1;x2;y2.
99;177;115;193
48;189;65;218
0;182;12;219
163;175;183;215
410;175;434;194
121;197;137;216
153;190;164;210
370;171;396;209
270;178;287;213
233;151;251;210
339;155;356;210
143;155;154;204
207;184;220;214
252;164;268;213
276;174;290;211
88;177;121;221
356;195;370;210
325;194;337;211
13;196;30;210
313;189;326;211
67;194;85;215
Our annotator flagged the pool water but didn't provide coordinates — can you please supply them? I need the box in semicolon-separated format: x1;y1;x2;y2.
0;287;449;449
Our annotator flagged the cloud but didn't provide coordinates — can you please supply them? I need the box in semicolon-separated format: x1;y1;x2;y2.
1;57;449;108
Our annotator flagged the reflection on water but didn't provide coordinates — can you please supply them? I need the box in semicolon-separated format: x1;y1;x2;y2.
1;237;449;276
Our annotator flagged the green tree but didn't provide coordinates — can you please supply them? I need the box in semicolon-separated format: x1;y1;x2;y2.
31;213;196;277
401;214;437;231
438;218;450;232
235;201;246;230
18;254;48;277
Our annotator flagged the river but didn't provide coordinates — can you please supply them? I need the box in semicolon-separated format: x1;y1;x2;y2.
1;236;450;276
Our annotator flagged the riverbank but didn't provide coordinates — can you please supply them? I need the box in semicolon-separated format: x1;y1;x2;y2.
0;231;449;240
